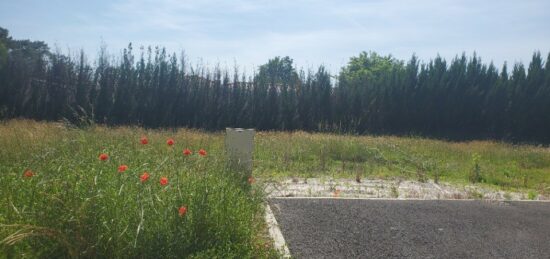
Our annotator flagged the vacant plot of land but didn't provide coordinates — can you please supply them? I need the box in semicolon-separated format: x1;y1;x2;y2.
255;132;550;195
4;120;550;193
1;119;549;257
0;120;276;258
270;198;550;258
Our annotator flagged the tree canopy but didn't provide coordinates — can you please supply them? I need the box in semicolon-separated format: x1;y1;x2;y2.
1;26;549;143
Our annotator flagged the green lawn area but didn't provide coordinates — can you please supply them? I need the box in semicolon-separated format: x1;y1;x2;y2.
1;119;549;257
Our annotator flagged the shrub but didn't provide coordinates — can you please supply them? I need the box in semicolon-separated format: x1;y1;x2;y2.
469;153;483;183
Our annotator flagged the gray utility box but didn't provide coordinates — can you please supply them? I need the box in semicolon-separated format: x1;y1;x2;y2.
225;128;255;175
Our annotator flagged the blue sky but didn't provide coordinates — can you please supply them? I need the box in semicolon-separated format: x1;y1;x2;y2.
1;0;549;74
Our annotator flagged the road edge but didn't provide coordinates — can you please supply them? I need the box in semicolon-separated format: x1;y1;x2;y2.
265;204;291;258
270;196;550;202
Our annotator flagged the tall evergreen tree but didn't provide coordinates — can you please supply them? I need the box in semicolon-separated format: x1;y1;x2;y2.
1;26;549;143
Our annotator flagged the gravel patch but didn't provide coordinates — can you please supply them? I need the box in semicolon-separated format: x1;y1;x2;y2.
264;178;549;201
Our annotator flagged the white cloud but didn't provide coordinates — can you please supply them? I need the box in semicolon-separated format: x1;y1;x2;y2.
2;0;548;74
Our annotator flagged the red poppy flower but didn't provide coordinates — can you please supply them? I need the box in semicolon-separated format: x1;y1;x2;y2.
160;177;168;186
166;138;175;146
183;148;192;156
198;149;207;156
178;206;187;217
140;136;148;145
118;164;128;173
23;169;34;178
248;176;255;184
99;153;109;161
140;172;150;183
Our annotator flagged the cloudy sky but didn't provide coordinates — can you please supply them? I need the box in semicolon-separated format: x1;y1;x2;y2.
1;0;549;74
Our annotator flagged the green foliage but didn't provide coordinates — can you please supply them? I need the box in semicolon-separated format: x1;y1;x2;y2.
528;190;538;200
254;56;301;130
390;185;399;198
339;51;404;85
0;120;548;258
1;26;550;143
0;42;7;70
252;131;550;191
467;189;484;199
0;121;272;258
256;56;299;86
469;153;483;183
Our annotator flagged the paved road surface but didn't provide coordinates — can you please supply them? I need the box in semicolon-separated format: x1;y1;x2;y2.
269;198;550;258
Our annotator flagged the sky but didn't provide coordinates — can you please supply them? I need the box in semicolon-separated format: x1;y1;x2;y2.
1;0;549;74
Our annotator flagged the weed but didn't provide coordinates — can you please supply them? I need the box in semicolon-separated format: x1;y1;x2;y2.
416;169;427;183
467;189;484;199
390;186;399;198
469;153;483;183
319;147;327;171
528;190;538;200
2;119;550;257
254;129;549;192
503;192;512;200
0;120;271;258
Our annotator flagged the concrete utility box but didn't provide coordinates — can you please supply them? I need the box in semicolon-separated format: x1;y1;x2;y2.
225;128;255;175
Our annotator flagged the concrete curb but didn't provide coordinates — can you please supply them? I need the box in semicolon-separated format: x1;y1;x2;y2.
270;196;550;202
265;204;291;258
263;178;549;201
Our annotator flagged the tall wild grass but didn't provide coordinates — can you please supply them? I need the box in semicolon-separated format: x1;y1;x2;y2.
0;120;275;258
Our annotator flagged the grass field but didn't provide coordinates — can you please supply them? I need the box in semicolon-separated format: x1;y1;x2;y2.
0;120;276;258
1;120;549;257
255;133;550;195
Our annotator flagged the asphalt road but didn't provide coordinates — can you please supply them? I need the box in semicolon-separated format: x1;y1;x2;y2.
269;198;550;259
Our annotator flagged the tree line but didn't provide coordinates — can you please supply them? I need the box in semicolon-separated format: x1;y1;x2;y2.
1;27;549;143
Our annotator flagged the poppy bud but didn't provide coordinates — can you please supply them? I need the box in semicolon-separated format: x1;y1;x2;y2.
99;153;109;161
